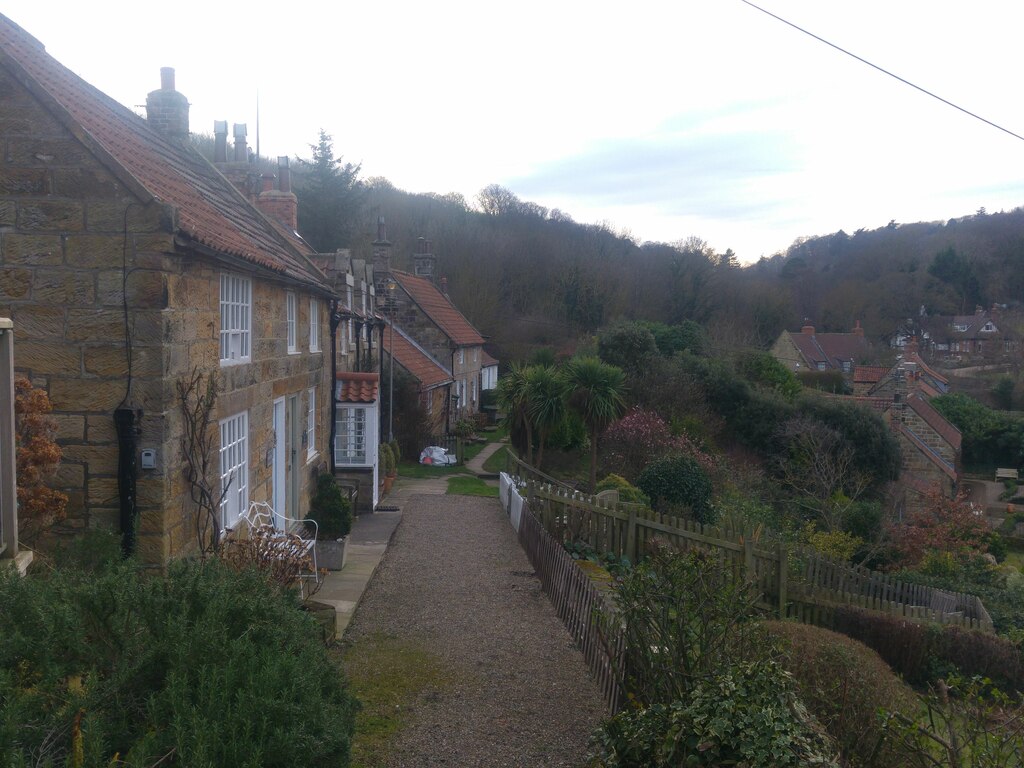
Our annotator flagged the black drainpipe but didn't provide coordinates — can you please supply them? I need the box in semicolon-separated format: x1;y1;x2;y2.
114;407;142;557
329;300;342;474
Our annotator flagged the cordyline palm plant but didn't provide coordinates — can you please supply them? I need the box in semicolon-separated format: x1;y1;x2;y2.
497;362;535;465
564;356;626;492
525;365;567;472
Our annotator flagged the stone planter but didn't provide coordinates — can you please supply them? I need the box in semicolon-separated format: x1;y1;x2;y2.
316;535;348;571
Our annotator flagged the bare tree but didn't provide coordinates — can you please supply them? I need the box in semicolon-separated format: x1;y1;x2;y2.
775;417;871;532
178;368;229;556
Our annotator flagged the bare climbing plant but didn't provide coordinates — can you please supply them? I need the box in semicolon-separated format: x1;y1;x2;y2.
178;368;228;556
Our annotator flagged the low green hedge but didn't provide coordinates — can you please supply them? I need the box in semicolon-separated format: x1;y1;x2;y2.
0;533;357;767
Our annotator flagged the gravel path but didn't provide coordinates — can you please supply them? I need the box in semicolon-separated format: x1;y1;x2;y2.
345;493;606;767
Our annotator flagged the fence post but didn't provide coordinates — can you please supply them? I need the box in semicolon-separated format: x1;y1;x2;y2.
777;543;788;619
744;538;754;582
625;507;637;563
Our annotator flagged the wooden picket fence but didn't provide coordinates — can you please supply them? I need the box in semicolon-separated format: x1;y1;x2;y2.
512;469;992;632
514;499;624;713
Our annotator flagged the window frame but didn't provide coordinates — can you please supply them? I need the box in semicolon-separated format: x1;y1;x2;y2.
286;292;298;354
218;411;249;528
309;298;320;353
307;386;317;461
335;406;368;466
219;273;252;366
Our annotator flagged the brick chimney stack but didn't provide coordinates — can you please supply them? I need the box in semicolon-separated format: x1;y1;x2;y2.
256;157;298;232
145;67;189;139
852;319;864;336
801;324;815;335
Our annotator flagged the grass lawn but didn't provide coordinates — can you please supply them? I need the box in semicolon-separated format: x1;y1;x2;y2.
397;460;462;479
446;475;499;498
482;445;511;474
339;633;451;768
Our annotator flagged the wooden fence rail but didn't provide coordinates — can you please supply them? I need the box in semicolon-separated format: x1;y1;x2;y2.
517;475;993;632
503;474;624;713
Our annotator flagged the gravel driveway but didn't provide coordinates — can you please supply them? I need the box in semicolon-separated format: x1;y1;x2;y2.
344;493;606;767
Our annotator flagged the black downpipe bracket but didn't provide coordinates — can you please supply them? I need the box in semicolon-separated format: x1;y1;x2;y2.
114;407;142;557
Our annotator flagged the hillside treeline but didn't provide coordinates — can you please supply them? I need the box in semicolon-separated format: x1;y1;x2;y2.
346;181;1024;359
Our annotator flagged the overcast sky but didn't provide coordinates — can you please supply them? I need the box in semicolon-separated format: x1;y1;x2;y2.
9;1;1024;262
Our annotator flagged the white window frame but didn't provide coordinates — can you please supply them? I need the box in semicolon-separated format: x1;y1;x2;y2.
219;274;252;365
218;411;249;528
458;348;465;365
307;386;317;461
471;377;477;404
309;298;320;353
335;406;368;466
286;292;297;353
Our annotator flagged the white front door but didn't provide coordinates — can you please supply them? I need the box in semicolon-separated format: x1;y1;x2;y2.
272;398;285;529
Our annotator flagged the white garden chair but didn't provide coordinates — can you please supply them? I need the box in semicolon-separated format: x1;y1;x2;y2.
238;501;321;597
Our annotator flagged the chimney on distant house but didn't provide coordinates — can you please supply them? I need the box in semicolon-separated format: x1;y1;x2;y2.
801;324;815;335
413;237;436;281
256;156;298;232
371;216;392;280
233;123;248;161
439;276;448;296
213;120;228;162
145;67;189;139
852;320;864;336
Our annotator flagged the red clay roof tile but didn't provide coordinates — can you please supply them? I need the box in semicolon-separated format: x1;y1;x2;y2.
0;15;330;292
334;372;379;403
392;270;484;346
385;322;453;389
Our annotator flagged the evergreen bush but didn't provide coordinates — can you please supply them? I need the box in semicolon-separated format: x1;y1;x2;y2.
0;533;357;766
595;473;650;506
310;472;353;540
636;454;713;523
378;443;395;476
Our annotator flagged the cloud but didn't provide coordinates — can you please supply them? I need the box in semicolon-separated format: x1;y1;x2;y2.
509;117;801;221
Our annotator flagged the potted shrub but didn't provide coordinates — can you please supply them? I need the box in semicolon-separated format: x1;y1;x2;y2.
379;443;395;495
309;473;352;570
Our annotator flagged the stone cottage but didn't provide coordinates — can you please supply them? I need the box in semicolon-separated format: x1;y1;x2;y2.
371;226;489;431
0;15;365;564
771;322;871;376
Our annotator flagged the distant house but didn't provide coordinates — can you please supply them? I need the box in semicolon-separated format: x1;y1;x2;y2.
848;352;961;513
921;306;1020;362
0;14;381;562
371;227;491;431
382;320;454;435
770;322;871;375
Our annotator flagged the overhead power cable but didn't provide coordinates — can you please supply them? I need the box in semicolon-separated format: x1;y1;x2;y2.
739;0;1024;144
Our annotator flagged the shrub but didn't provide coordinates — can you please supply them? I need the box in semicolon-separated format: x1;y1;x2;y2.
595;473;650;506
597;320;658;376
596;660;839;767
765;620;918;767
310;473;353;540
831;606;1024;692
379;443;395;476
600;407;711;482
14;376;68;543
452;418;476;439
636;455;713;523
0;534;357;766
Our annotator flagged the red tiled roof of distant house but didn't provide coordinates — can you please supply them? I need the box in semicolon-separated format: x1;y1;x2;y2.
0;15;330;291
386;323;453;389
854;366;889;384
482;350;499;367
335;372;379;403
903;349;948;385
789;330;870;369
392;271;484;346
907;393;962;451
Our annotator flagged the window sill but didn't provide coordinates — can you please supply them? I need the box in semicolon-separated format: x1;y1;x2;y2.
220;357;251;367
306;450;319;464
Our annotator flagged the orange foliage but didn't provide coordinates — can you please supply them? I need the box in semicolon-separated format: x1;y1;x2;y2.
887;485;989;570
14;377;68;542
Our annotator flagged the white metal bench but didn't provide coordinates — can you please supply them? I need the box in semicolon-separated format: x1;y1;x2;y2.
237;501;321;597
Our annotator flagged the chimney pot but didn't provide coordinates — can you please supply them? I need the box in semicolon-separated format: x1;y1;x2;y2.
160;67;175;90
277;156;291;193
233;123;248;162
213;120;228;162
801;325;815;335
